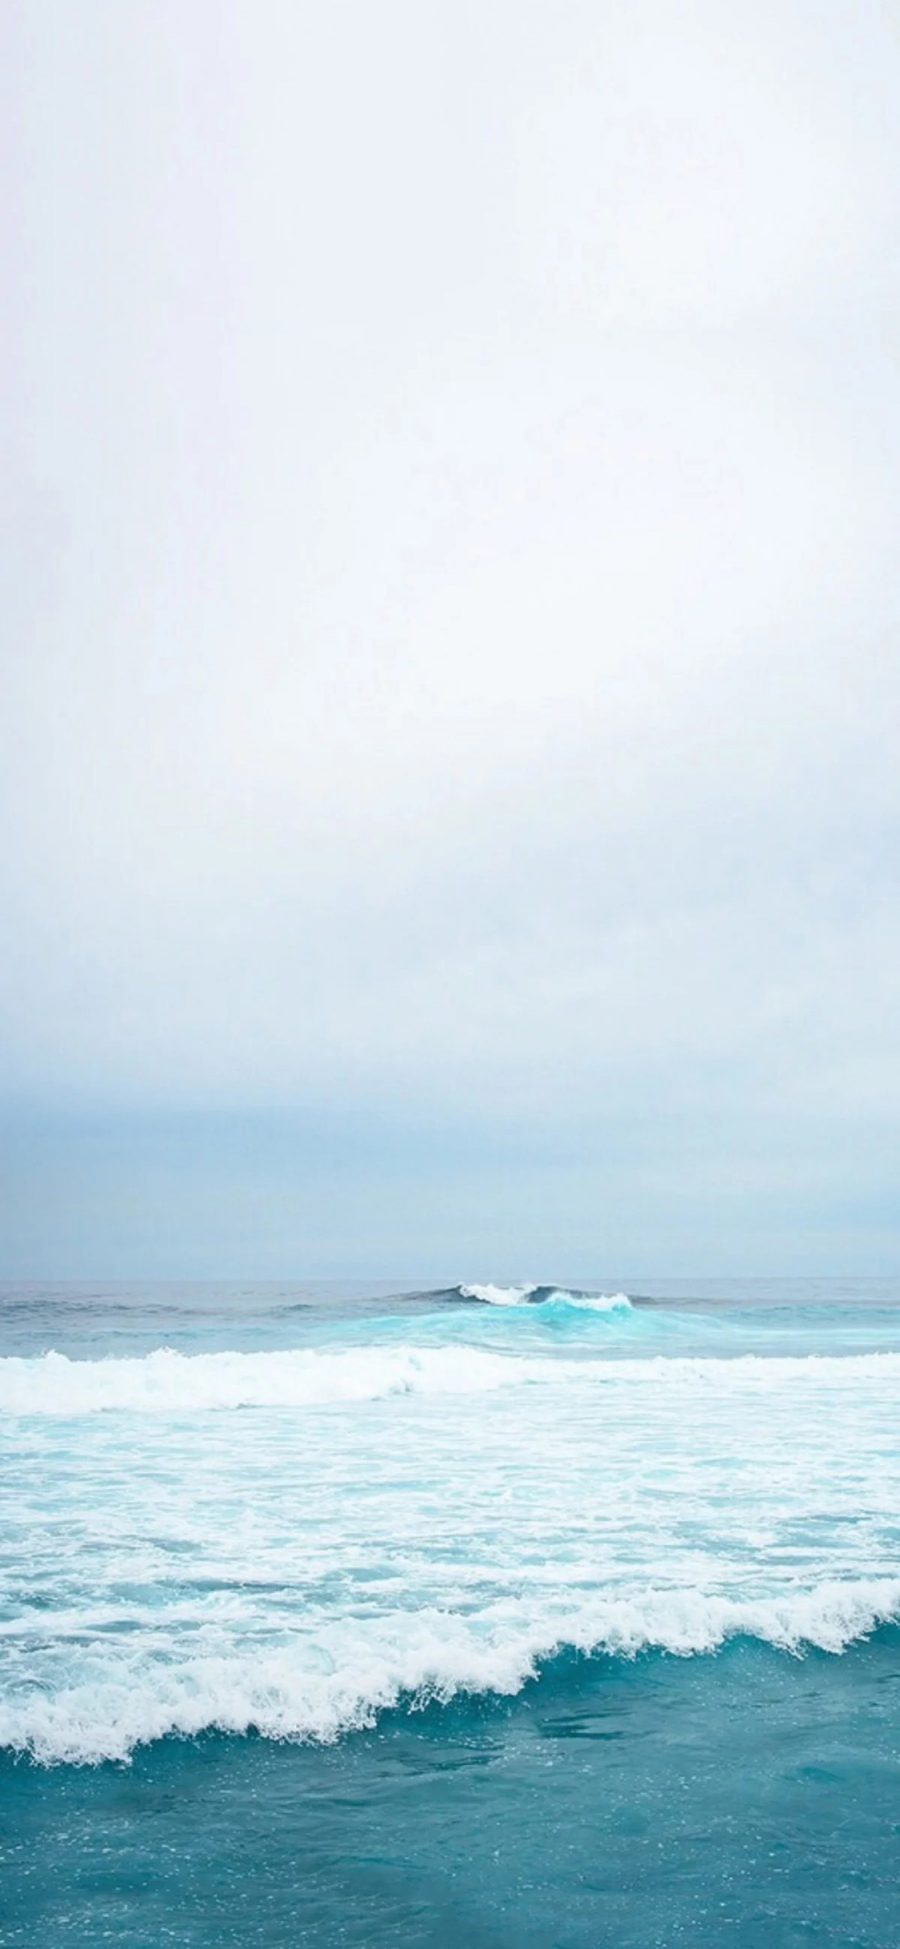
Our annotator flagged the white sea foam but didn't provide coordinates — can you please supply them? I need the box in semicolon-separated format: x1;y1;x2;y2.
1;1342;898;1415
546;1290;633;1312
4;1306;899;1769
460;1283;539;1305
2;1578;898;1765
0;1343;558;1414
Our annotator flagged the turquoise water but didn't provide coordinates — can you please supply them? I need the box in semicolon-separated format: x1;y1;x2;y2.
1;1280;899;1945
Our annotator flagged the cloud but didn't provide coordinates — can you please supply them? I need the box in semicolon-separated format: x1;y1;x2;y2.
2;0;899;1268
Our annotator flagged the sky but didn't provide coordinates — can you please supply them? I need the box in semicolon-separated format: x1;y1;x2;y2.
2;0;899;1278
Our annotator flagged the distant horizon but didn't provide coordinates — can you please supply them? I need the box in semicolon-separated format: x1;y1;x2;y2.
4;1271;900;1288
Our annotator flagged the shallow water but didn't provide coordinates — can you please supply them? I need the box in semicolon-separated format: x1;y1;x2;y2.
1;1278;899;1944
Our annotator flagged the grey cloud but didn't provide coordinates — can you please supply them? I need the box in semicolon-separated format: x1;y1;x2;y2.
2;0;899;1270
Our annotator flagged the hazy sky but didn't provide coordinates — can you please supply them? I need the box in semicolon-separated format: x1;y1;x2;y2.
3;0;899;1277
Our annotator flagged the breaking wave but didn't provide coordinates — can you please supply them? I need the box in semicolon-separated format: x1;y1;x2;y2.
457;1284;632;1310
0;1343;563;1415
3;1343;899;1415
3;1579;898;1766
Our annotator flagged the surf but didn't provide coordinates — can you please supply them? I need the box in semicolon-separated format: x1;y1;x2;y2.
3;1578;899;1766
3;1340;899;1413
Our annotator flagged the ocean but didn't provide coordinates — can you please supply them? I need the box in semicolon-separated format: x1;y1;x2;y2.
1;1278;898;1947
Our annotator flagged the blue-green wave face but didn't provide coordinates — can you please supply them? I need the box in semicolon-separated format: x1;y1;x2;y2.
2;1279;900;1767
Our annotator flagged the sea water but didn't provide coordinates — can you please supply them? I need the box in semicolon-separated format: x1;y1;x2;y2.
1;1278;898;1946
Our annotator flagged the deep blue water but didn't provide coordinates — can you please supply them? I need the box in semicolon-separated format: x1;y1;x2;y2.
1;1278;899;1946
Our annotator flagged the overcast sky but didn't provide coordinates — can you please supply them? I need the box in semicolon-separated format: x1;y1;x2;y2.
2;0;899;1277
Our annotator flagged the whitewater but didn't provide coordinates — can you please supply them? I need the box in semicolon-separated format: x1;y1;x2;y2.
2;1279;899;1769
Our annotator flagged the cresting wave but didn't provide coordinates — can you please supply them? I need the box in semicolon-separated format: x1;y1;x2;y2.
3;1343;900;1414
458;1284;632;1309
2;1579;898;1766
0;1344;560;1415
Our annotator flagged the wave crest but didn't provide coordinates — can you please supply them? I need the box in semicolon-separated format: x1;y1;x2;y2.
458;1284;632;1311
3;1578;898;1765
0;1343;562;1416
3;1343;899;1415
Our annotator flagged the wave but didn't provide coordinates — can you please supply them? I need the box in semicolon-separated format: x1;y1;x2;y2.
3;1578;898;1765
0;1343;564;1415
3;1343;899;1415
458;1284;632;1311
459;1282;539;1305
